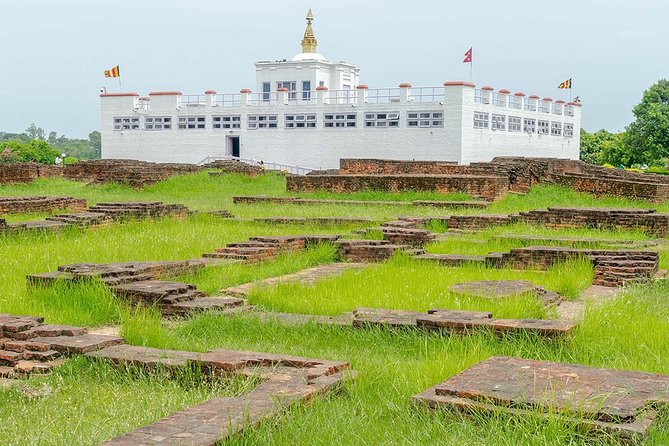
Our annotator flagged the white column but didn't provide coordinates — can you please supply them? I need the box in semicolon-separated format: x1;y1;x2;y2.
240;88;252;106
316;86;329;105
399;83;412;103
205;89;217;106
356;84;368;104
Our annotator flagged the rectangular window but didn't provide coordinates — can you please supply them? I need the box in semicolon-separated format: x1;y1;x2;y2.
552;103;563;115
523;118;536;133
262;82;271;102
144;116;171;131
538;120;550;135
213;115;241;129
524;98;537;111
564;123;574;137
565;105;574;116
248;114;278;129
491;114;506;130
508;116;521;132
177;116;205;129
508;96;521;109
407;111;443;128
277;81;297;99
473;112;489;129
551;121;562;136
365;112;400;128
285;114;316;129
302;81;311;100
113;117;139;131
324;113;356;128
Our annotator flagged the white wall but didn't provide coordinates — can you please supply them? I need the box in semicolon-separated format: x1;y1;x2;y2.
100;84;582;169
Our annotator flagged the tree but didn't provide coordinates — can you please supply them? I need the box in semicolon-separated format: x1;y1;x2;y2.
1;139;60;164
624;79;669;165
88;131;101;158
25;123;46;141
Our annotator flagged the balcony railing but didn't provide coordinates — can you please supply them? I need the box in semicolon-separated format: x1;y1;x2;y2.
214;93;241;107
410;86;446;102
366;88;401;104
180;95;207;107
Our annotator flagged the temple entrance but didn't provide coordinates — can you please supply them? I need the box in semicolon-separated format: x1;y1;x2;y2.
226;136;240;158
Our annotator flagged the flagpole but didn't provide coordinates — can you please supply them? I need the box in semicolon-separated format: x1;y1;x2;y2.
118;76;122;93
470;59;473;83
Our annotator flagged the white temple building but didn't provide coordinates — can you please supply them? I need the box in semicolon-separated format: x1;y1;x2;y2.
100;10;582;171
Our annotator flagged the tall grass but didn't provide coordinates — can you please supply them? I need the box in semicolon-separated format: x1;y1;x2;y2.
246;255;593;317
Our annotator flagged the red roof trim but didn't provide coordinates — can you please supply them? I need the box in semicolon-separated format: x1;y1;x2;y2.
555;100;566;104
399;82;412;88
514;92;526;97
567;101;582;107
148;91;183;96
204;90;217;94
498;89;511;94
277;87;289;92
99;92;139;98
240;88;252;93
528;95;540;99
481;86;494;91
542;97;553;102
356;84;369;89
444;81;476;87
316;86;329;91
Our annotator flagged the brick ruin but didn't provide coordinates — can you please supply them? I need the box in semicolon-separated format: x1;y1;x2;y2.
288;157;669;202
417;246;659;287
0;201;190;234
0;196;87;214
389;207;669;237
414;356;669;439
0;313;353;445
0;159;266;187
233;195;489;209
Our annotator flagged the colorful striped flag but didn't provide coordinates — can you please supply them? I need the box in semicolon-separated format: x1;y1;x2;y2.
558;78;572;89
104;65;120;78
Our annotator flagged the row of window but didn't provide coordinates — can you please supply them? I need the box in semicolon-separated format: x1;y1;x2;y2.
475;91;575;116
114;111;444;131
473;112;574;137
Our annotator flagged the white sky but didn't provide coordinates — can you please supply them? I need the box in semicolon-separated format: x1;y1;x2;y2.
0;0;666;138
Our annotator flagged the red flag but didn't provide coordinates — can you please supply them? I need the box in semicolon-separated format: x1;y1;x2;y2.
463;47;472;63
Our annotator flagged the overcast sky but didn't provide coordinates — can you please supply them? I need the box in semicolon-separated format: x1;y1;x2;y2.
0;0;666;138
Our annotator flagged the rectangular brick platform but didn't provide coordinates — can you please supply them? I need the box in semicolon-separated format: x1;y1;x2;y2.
233;195;489;208
0;314;123;377
413;356;669;439
286;174;509;201
351;308;574;337
0;196;87;214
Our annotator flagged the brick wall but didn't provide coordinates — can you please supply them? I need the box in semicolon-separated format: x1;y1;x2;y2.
63;159;200;187
0;196;87;214
0;163;62;184
287;174;509;201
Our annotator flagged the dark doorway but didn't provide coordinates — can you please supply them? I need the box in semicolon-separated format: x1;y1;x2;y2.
227;136;240;158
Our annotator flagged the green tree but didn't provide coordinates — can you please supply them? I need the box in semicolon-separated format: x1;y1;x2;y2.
624;79;669;165
25;123;46;141
1;139;60;164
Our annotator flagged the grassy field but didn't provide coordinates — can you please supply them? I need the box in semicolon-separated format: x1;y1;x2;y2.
0;172;668;445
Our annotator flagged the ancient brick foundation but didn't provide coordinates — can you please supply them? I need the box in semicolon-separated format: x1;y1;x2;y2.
327;157;669;202
414;356;669;439
0;196;86;214
0;163;62;184
286;174;509;201
63;159;200;187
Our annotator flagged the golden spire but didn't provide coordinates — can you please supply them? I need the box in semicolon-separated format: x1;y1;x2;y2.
300;9;318;53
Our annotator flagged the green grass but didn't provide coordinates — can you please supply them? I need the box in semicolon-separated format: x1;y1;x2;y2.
0;356;256;446
1;172;668;445
118;280;669;446
246;255;593;317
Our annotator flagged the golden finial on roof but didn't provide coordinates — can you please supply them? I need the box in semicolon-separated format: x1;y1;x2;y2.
300;9;318;53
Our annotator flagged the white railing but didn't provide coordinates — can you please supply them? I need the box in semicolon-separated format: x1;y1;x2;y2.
180;95;207;107
248;92;278;106
367;88;401;104
287;91;318;104
214;93;242;107
197;155;314;175
326;89;356;104
409;86;445;102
